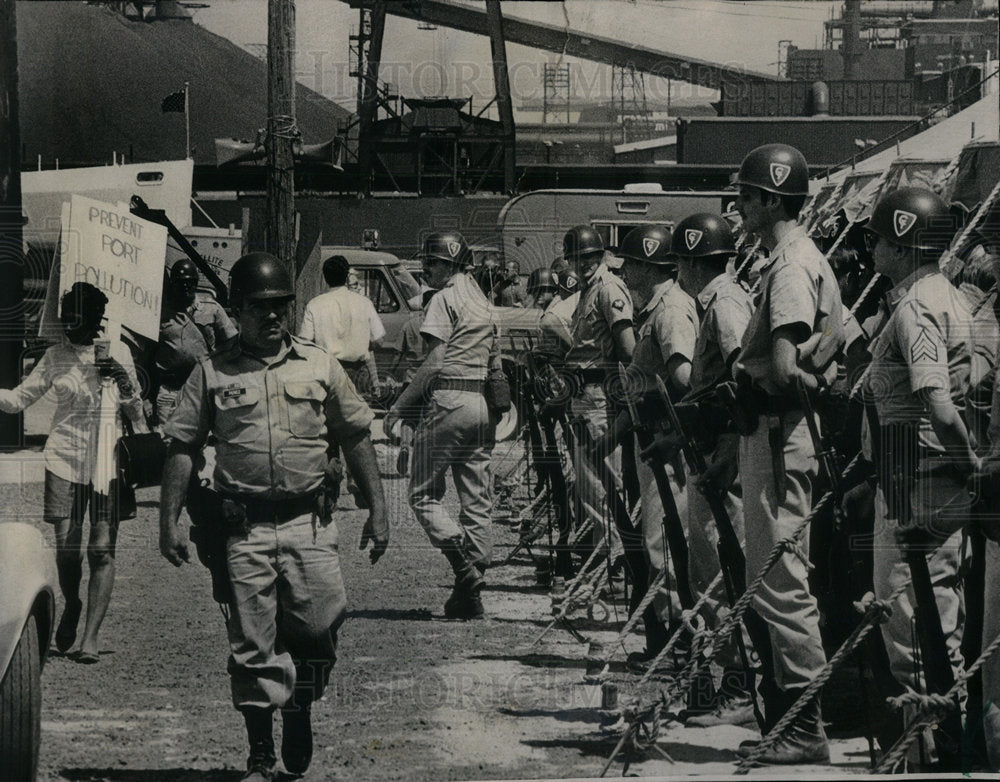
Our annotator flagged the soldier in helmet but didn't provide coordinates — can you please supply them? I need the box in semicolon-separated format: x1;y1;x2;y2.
672;213;757;726
615;224;691;663
861;187;979;759
158;252;388;781
560;224;635;557
730;143;845;763
539;260;580;355
153;257;238;425
384;231;498;620
527;267;559;311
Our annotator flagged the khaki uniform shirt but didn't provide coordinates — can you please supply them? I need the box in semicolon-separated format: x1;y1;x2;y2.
539;291;578;355
164;335;373;498
565;264;633;370
299;286;386;363
156;294;238;387
689;272;753;396
736;226;844;395
421;272;494;381
631;279;697;388
866;264;976;452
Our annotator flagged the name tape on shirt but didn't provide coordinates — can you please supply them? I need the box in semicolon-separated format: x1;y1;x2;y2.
222;384;248;399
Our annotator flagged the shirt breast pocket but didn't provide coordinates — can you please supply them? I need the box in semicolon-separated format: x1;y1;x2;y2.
213;386;261;444
283;381;326;438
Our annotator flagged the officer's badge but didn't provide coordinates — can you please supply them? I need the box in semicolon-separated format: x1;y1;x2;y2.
611;299;626;312
769;163;791;187
684;229;703;251
893;209;917;238
642;238;660;257
447;241;462;258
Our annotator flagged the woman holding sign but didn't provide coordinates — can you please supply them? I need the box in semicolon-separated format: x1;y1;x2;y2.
0;282;146;663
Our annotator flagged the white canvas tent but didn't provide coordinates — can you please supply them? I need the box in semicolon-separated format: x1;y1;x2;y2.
820;95;999;185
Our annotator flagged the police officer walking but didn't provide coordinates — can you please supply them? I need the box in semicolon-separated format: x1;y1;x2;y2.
731;143;845;763
384;231;497;620
159;252;388;781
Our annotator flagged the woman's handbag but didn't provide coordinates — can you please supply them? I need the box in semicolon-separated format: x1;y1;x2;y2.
483;323;512;415
116;419;167;490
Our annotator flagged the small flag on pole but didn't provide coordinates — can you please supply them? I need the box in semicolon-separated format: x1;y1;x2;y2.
161;88;186;113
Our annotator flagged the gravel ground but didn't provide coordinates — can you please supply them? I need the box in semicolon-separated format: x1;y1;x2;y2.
1;433;872;782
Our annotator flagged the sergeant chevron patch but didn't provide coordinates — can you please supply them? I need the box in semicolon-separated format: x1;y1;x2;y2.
910;327;938;363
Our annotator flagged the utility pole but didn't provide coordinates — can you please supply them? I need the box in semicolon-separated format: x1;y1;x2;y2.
0;0;24;447
357;0;387;197
485;0;516;194
267;0;297;290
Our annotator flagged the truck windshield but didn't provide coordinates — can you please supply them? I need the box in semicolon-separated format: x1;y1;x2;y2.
391;266;421;302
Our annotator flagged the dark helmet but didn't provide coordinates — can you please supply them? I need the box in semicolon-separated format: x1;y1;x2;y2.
671;213;737;258
527;268;559;296
420;231;472;266
560;269;579;295
735;143;809;196
563;225;604;261
618;225;674;265
867;186;955;251
170;258;199;282
229;252;294;306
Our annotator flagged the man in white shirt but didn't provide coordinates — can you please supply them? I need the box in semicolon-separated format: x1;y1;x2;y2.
300;255;386;507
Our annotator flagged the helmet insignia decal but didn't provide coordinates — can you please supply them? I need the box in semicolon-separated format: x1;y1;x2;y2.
769;163;791;187
684;229;703;251
642;238;660;257
893;210;917;238
447;241;461;258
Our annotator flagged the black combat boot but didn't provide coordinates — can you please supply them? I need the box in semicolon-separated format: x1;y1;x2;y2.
241;707;276;782
736;688;830;764
280;700;313;777
442;537;485;620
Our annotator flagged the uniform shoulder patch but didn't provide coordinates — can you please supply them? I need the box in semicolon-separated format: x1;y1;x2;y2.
611;299;626;312
910;327;939;363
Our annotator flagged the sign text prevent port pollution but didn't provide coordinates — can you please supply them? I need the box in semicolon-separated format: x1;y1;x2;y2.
61;194;167;339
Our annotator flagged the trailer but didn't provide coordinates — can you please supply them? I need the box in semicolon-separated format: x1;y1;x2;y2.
497;185;733;273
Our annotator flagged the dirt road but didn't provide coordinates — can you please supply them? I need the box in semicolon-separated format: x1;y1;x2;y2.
1;441;870;781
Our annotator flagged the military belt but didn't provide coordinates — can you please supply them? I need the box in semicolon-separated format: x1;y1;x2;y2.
435;378;485;393
222;493;319;526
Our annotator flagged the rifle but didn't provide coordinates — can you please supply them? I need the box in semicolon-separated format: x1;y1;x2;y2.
794;377;876;765
652;374;775;732
525;351;575;577
618;364;694;612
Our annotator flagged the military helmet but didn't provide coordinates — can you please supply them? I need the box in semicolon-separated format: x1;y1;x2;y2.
170;257;199;282
527;268;559;296
559;269;579;296
563;225;604;261
229;252;294;306
671;213;737;258
420;231;472;266
618;225;675;265
735;143;810;196
866;186;955;251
